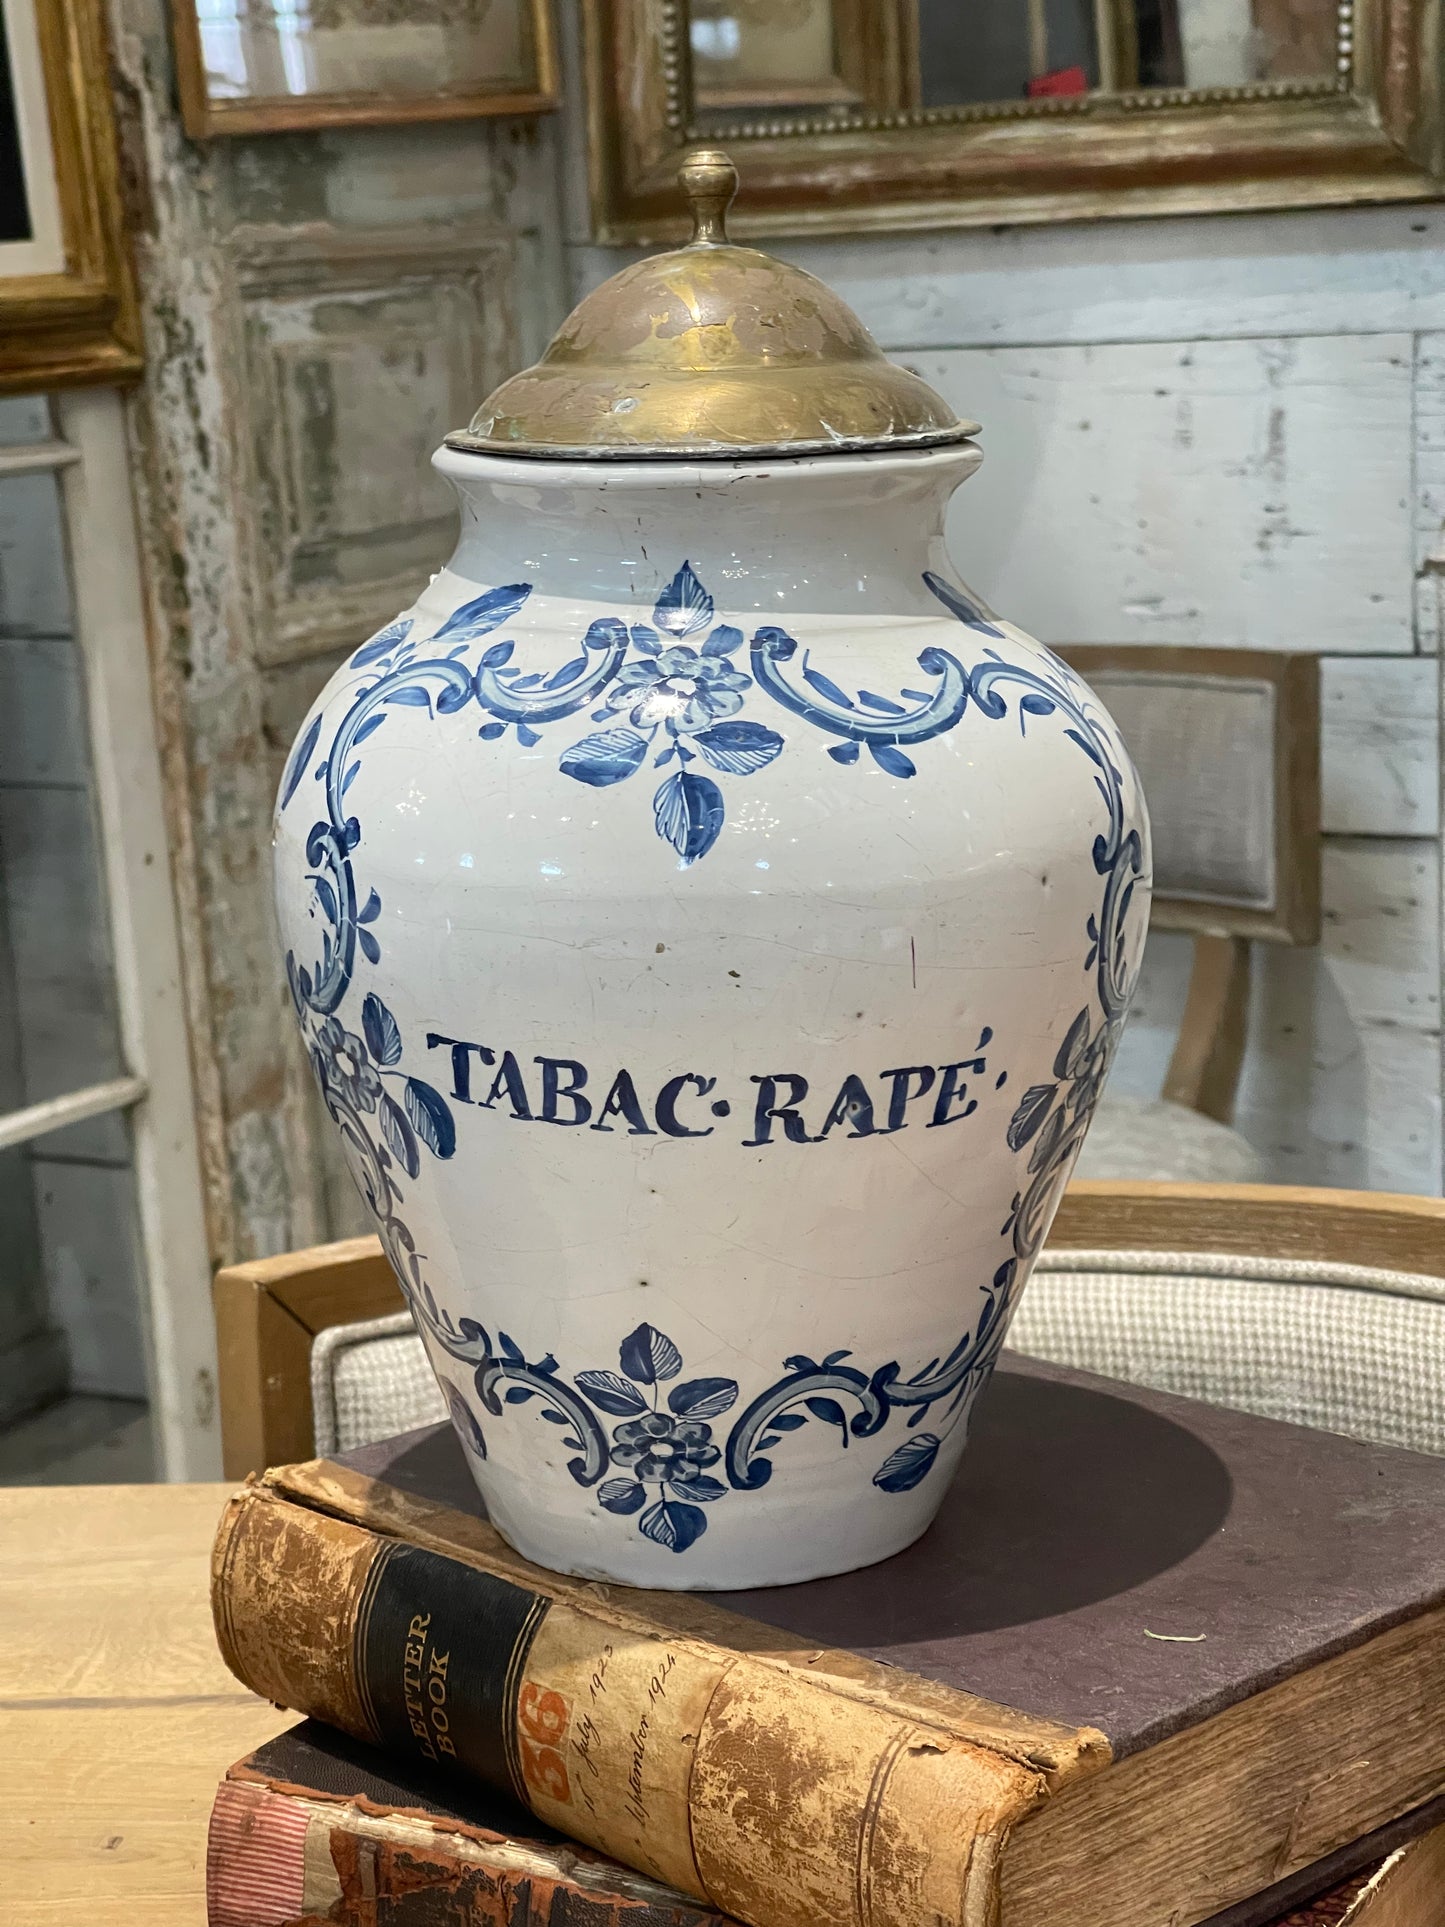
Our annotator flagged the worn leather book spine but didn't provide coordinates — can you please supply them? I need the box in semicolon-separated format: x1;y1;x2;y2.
212;1482;1060;1927
207;1772;743;1927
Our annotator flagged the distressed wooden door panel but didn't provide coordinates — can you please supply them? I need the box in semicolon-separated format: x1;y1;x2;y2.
918;336;1414;652
234;230;515;668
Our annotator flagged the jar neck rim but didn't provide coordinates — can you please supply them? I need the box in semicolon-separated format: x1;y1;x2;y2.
432;440;982;495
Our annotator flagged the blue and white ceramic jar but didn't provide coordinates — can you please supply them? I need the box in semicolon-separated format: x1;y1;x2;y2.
273;153;1151;1587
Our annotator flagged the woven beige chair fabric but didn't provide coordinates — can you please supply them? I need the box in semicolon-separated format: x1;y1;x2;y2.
313;1246;1445;1459
1013;1248;1445;1456
311;1310;445;1457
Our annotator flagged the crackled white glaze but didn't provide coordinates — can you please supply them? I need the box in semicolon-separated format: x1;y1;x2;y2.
272;443;1150;1588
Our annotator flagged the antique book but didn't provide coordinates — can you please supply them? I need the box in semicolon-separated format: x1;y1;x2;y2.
213;1356;1445;1927
206;1720;1445;1927
208;1720;737;1927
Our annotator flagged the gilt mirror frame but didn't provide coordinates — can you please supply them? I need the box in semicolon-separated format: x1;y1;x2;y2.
582;0;1443;242
0;0;141;392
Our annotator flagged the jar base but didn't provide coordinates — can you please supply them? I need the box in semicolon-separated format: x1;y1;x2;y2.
477;1462;949;1591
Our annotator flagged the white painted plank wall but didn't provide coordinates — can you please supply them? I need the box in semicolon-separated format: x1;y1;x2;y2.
925;338;1413;653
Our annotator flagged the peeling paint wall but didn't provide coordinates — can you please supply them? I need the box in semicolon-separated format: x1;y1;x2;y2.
108;0;567;1261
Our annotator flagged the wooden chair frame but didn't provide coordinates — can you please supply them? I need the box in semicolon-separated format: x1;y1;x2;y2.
214;1236;403;1479
214;1182;1445;1477
1061;646;1321;1126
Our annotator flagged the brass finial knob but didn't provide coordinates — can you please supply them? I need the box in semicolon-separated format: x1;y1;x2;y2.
680;148;737;247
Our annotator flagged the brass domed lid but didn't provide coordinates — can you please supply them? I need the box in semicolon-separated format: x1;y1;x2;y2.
448;150;976;462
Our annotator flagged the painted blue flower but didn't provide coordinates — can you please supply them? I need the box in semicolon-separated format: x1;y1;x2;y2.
602;646;751;734
314;1015;382;1114
610;1411;721;1481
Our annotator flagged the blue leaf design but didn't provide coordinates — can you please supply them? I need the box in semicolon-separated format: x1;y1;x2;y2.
654;562;713;638
801;658;855;708
386;686;431;708
1065;726;1105;769
672;1474;727;1501
667;1377;739;1419
630;624;661;656
1027;1104;1067;1176
1020;692;1056;717
477;721;508;740
379;1094;419;1179
353;716;386;749
619;1323;683;1384
1007;1083;1058;1151
433;584;531;643
512;673;544;690
357;927;381;966
280;714;322;810
351;618;411;668
873;1432;942;1493
541;1408;569;1423
640;1498;707;1552
1053;1007;1091;1079
870;742;916;778
498;1332;525;1365
599;1478;647;1514
821;1349;852;1367
922;571;1007;638
692;720;784;776
313;876;338;922
504;1385;536;1404
768;1411;807;1432
361;992;402;1066
857;690;908;716
515;724;541;748
805;1397;848;1429
405;1078;457;1158
653;771;724;865
546;656;589;689
560;728;649;788
575;1370;648;1416
341;761;361;796
583;617;628;652
702;623;743;657
480;641;514;668
827;741;861;765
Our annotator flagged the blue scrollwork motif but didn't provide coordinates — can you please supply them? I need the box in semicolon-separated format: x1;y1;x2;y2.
406;1282;1012;1553
279;561;977;1023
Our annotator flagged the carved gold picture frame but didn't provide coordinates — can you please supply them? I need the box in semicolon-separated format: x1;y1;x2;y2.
582;0;1444;241
170;0;559;137
0;0;141;392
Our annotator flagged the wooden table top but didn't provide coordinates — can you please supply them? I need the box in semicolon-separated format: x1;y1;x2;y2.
0;1481;289;1924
